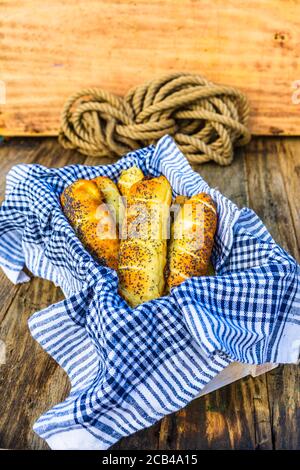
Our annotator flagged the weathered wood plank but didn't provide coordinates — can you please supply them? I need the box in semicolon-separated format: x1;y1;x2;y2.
251;375;273;450
277;138;300;256
273;139;300;449
0;138;86;449
244;137;300;450
0;278;67;449
193;145;249;208
0;139;48;199
267;365;300;449
0;137;298;450
111;423;161;450
1;1;300;136
158;375;272;450
245;138;299;258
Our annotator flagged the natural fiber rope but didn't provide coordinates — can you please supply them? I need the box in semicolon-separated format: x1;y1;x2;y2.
59;73;251;166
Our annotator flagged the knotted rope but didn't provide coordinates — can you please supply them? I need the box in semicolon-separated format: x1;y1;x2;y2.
59;73;251;165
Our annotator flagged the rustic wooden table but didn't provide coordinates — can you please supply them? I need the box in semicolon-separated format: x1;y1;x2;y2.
0;137;299;450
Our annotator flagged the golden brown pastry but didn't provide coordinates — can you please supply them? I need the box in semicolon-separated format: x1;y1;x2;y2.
167;192;217;290
93;176;125;228
117;166;144;198
118;175;172;307
61;179;119;270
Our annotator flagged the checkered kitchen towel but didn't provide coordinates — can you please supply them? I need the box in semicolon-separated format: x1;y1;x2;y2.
0;135;299;449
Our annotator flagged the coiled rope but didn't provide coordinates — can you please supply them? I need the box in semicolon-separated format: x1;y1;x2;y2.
59;73;251;165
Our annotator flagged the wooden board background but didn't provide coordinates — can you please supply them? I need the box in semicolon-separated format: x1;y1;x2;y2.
1;0;300;137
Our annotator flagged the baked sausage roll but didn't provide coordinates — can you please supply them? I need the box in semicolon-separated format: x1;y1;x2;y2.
61;179;119;270
117;166;144;198
118;175;172;307
167;192;217;290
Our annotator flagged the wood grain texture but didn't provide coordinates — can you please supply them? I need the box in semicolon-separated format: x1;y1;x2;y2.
1;1;300;137
0;139;86;450
277;138;300;256
157;375;273;450
244;137;300;450
0;137;299;449
0;278;66;449
245;138;299;258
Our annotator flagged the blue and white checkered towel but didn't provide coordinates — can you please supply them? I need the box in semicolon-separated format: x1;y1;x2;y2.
0;135;299;450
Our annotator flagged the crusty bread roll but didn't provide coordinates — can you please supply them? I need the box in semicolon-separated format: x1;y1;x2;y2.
61;179;119;270
118;175;172;307
167;192;217;290
93;176;125;228
117;166;144;198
